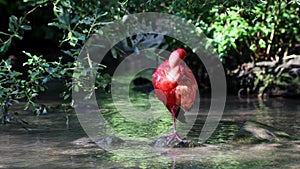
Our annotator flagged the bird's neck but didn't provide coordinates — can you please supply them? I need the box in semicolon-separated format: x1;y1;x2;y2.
169;54;185;68
167;64;183;82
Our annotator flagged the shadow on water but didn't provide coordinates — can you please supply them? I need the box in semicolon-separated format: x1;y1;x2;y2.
0;91;299;168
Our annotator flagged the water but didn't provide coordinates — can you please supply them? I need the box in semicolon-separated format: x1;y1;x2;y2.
0;96;299;168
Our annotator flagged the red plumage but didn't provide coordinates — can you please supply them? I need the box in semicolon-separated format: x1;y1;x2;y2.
152;48;198;144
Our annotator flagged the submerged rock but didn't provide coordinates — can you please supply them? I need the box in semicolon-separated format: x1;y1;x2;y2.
153;137;169;148
153;137;199;148
95;136;125;149
231;121;295;144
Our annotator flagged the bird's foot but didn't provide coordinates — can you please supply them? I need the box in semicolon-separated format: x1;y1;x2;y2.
161;133;183;145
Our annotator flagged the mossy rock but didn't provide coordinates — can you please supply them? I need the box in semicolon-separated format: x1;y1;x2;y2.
152;137;201;148
95;136;125;149
231;121;296;144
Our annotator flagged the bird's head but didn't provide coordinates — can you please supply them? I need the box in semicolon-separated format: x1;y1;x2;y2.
169;48;186;68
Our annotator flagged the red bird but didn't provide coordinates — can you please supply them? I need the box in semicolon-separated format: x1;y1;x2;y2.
152;48;198;144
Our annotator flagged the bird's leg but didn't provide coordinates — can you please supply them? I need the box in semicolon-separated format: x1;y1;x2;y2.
161;114;183;145
168;115;183;144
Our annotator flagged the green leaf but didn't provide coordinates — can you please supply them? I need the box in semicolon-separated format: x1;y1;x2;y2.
74;85;79;92
64;94;70;100
111;48;118;59
0;38;11;54
8;15;18;32
11;90;19;95
48;22;69;29
20;25;32;31
31;93;38;98
58;12;70;25
39;86;45;91
24;102;30;110
258;39;266;48
14;34;23;40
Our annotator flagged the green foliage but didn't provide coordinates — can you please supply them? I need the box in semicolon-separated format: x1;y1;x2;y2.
1;0;115;116
0;59;23;109
22;51;63;109
49;0;121;49
124;0;300;71
204;0;300;67
0;51;63;123
0;15;32;55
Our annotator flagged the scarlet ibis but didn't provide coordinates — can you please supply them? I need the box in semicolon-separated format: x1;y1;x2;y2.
152;48;198;144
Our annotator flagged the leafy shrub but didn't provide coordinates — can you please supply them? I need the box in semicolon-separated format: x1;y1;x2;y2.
202;0;300;69
0;0;119;119
0;51;62;123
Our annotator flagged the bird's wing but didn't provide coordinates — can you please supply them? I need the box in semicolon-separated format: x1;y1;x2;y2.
175;66;198;110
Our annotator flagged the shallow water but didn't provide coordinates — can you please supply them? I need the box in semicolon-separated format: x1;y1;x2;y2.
0;96;299;169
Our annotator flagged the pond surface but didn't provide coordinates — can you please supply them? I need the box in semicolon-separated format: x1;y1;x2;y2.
0;95;299;169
